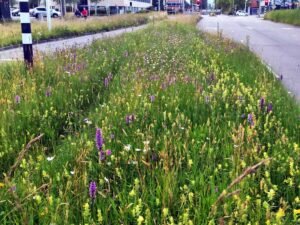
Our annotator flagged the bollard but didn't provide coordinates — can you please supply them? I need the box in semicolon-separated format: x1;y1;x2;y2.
19;0;33;67
246;35;250;49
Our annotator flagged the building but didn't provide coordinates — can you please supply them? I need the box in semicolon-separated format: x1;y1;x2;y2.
153;0;165;10
206;0;214;8
0;0;11;21
78;0;152;13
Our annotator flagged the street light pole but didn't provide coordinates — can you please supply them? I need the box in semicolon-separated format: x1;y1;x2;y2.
46;0;52;31
61;0;66;17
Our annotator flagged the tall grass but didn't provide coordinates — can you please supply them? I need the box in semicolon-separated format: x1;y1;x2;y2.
0;17;299;224
265;9;300;26
0;13;166;48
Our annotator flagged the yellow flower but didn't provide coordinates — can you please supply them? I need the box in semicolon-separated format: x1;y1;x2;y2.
276;208;285;221
137;216;144;225
129;189;136;197
97;209;103;224
0;182;4;188
294;209;300;221
267;189;275;200
35;195;42;204
294;209;300;215
162;208;169;217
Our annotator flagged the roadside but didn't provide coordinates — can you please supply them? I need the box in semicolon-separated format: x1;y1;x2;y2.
198;15;300;102
0;24;147;62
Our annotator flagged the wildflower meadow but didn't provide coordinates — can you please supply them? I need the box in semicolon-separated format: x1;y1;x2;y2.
0;16;299;224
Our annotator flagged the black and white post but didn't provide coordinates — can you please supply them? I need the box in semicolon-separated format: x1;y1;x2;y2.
19;0;33;66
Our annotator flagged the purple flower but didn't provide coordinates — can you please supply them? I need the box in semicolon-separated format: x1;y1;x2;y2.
267;103;273;113
161;83;167;90
73;52;77;61
104;77;109;88
95;128;104;151
99;151;105;161
150;95;155;102
126;114;135;125
89;181;97;199
10;186;16;192
151;152;159;162
15;95;21;104
107;72;113;80
247;113;254;126
106;149;112;156
260;97;265;111
45;88;52;97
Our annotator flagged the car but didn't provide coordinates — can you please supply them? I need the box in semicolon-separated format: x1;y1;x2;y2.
209;11;216;16
11;8;20;16
29;8;34;16
31;7;61;18
236;10;248;16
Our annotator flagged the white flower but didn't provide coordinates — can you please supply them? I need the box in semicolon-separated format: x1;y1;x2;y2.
70;171;75;175
135;148;142;152
131;160;138;165
83;118;92;125
46;156;55;161
124;144;131;151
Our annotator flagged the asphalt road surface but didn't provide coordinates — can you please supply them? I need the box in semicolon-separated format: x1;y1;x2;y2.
0;25;146;62
198;15;300;102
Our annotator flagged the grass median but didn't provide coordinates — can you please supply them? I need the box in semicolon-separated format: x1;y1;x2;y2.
0;15;299;224
0;12;166;48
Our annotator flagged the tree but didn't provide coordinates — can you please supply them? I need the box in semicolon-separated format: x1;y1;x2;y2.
215;0;245;12
29;0;40;8
10;0;18;7
215;0;231;11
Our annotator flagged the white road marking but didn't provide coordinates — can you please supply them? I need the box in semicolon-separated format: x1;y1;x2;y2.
281;27;293;30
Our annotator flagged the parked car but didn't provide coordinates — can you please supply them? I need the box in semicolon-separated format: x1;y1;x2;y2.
11;8;20;16
29;8;34;16
31;7;61;18
236;10;248;16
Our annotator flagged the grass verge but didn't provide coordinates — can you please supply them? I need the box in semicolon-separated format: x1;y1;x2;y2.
0;16;299;224
265;9;300;26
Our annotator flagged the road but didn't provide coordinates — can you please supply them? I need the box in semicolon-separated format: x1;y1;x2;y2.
198;15;300;101
0;25;146;62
